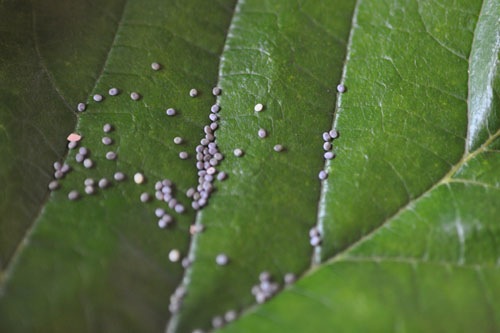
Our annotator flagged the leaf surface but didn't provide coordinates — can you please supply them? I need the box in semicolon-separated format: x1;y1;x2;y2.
0;0;126;270
0;0;499;332
218;0;500;331
166;0;357;332
0;0;236;332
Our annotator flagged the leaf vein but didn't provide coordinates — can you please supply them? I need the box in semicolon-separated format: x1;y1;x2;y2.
322;127;500;267
164;1;242;332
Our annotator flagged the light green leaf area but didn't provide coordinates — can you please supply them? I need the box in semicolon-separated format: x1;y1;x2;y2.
221;0;500;332
319;0;478;259
166;1;357;332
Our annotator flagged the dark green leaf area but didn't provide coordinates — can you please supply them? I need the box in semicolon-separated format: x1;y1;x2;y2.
0;1;237;332
0;0;125;270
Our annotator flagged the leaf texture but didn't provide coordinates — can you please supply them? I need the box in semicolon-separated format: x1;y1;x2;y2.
0;0;499;332
0;0;127;270
166;0;356;332
0;0;237;332
218;0;500;331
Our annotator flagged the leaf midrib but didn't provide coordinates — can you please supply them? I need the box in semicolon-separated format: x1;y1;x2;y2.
164;1;242;332
466;0;499;151
313;0;361;266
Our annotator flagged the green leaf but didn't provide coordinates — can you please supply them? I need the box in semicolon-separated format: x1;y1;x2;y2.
0;0;237;332
166;1;357;332
1;0;499;332
216;0;500;332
